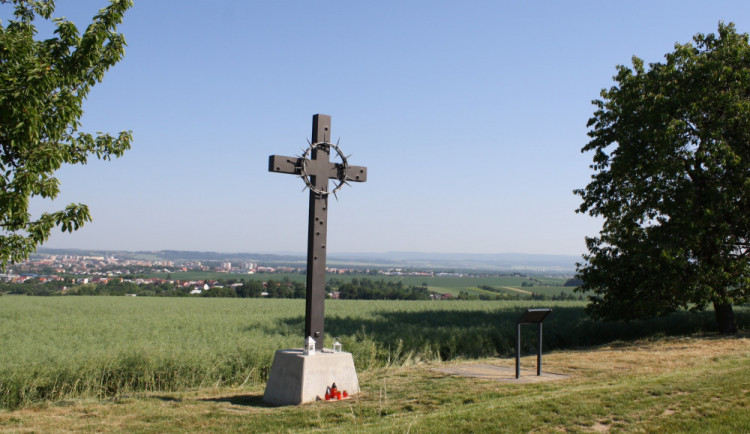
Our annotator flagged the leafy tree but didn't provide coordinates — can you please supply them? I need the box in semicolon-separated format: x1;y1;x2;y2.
237;280;264;298
0;0;132;269
292;281;305;298
202;286;237;298
575;23;750;334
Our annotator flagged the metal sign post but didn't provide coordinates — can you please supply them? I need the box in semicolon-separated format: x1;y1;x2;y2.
268;114;367;350
516;308;552;378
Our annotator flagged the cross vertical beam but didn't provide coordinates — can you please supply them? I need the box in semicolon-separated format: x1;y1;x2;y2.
268;114;367;352
305;114;330;350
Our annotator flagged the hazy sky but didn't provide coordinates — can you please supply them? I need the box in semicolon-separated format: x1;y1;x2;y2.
13;1;750;256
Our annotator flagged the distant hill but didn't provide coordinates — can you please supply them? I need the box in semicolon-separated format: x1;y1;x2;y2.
35;248;304;265
35;248;579;274
328;251;579;273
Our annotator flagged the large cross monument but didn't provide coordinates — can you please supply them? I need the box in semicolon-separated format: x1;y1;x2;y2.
263;114;367;405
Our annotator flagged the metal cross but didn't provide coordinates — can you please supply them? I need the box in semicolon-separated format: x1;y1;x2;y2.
268;114;367;350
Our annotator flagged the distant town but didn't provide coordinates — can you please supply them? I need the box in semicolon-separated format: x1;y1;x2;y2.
0;250;579;301
2;252;462;283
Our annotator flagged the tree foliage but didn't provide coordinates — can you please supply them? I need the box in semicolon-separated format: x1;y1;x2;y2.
575;22;750;334
0;0;132;269
331;277;432;300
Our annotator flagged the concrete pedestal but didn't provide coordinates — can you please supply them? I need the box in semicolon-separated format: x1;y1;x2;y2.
263;349;359;406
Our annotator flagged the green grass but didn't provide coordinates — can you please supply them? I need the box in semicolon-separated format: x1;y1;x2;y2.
1;334;747;432
0;295;747;410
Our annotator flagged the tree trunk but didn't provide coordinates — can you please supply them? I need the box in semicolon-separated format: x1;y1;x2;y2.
713;301;738;334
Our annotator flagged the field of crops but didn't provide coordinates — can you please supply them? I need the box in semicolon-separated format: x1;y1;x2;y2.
1;295;746;410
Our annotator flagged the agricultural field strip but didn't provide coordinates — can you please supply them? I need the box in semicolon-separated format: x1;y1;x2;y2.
497;286;532;295
143;272;568;291
130;272;576;298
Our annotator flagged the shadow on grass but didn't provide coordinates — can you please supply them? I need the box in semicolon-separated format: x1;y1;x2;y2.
149;394;274;408
200;394;274;407
152;395;183;403
265;304;750;360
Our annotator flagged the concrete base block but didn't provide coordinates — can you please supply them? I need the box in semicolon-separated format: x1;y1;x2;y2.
263;349;359;406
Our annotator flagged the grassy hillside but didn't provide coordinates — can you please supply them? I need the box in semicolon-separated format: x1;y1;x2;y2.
1;296;746;410
1;334;747;432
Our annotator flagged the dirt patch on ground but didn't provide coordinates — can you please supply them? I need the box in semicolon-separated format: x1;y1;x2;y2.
433;364;569;383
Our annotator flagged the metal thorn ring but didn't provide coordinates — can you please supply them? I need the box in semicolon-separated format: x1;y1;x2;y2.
300;141;349;197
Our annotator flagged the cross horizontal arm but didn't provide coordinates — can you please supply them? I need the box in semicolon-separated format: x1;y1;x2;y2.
346;165;367;182
269;154;367;183
268;155;302;175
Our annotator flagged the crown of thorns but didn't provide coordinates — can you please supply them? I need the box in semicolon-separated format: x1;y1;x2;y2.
299;140;350;197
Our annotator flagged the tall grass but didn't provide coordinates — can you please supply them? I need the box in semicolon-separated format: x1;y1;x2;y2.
0;296;747;409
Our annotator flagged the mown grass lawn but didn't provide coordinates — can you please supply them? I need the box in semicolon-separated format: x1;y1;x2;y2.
0;334;747;432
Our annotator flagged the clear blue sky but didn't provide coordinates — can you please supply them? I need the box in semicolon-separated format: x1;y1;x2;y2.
15;0;750;256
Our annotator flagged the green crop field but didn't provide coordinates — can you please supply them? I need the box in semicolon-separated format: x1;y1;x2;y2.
1;295;747;411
